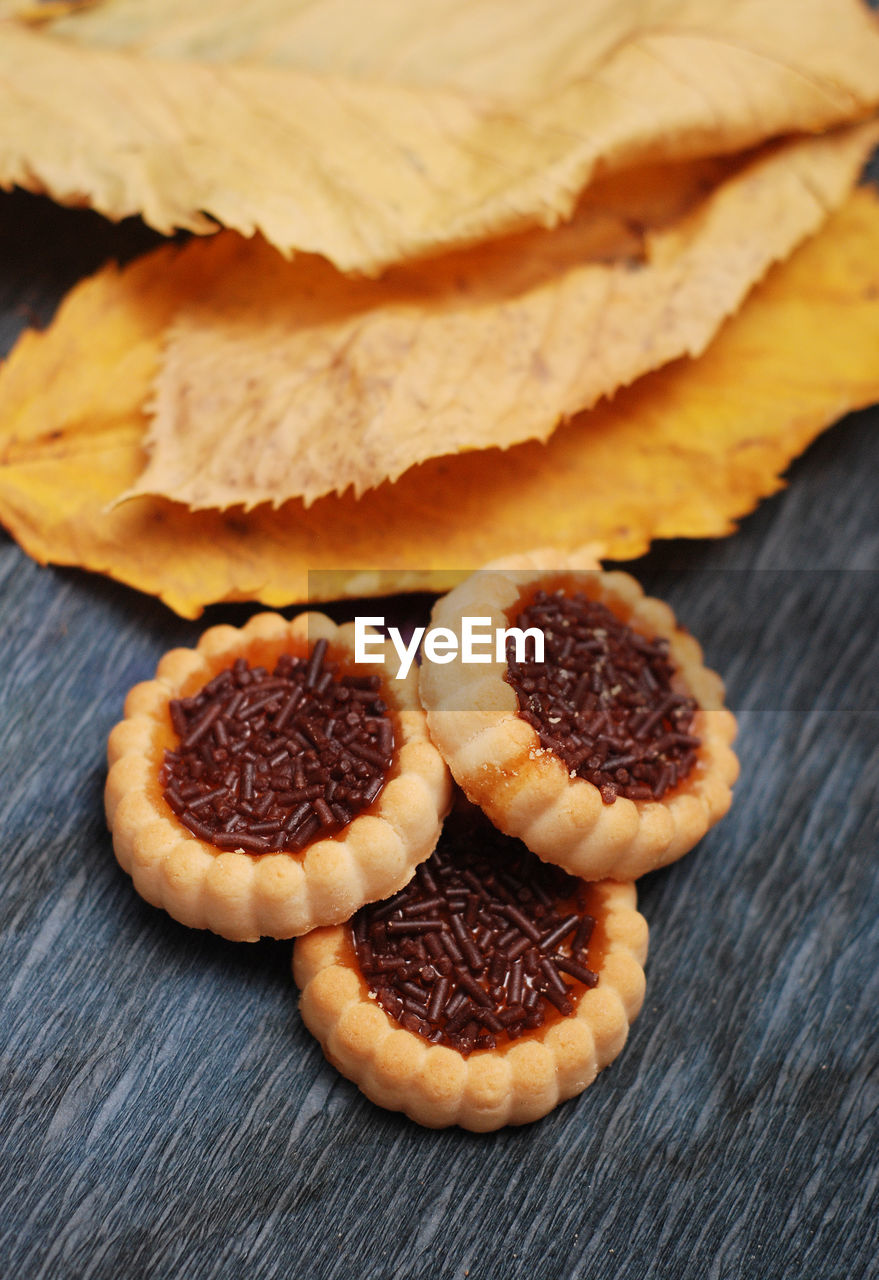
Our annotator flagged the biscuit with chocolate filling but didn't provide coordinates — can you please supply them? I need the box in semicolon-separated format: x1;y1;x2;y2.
106;612;451;940
418;560;737;881
295;802;647;1130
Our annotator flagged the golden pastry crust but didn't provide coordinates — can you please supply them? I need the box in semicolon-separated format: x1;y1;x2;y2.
418;561;738;881
106;611;451;941
294;879;647;1131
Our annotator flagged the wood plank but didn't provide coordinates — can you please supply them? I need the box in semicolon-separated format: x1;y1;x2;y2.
0;186;877;1280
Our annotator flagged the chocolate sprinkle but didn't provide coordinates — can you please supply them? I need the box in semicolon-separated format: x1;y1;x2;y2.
505;587;699;803
161;649;394;854
351;806;597;1055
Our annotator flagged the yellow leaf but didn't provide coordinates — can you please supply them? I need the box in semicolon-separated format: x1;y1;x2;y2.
0;0;664;92
2;190;879;616
2;0;879;271
120;123;879;509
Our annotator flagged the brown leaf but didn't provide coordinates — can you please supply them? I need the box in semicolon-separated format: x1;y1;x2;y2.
2;0;879;270
123;123;878;508
2;190;879;615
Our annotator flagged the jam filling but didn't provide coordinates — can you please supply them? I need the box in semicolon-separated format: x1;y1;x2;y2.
161;641;394;854
505;588;699;803
352;806;597;1056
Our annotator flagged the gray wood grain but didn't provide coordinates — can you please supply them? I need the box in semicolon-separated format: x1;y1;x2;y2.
1;181;877;1280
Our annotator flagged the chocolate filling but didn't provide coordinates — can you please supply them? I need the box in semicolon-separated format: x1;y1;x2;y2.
352;805;596;1055
505;587;699;803
161;641;394;854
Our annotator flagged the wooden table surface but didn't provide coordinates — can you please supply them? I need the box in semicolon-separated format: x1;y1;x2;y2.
1;184;877;1280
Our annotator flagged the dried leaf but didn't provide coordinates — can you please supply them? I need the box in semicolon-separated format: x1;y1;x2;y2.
125;124;879;508
0;0;667;93
2;0;879;271
2;190;879;616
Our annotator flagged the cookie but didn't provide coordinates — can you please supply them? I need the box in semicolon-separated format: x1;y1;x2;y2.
418;559;738;881
106;611;451;940
294;802;647;1130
